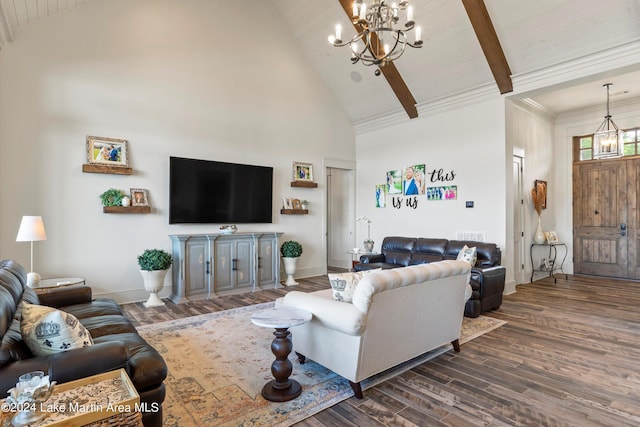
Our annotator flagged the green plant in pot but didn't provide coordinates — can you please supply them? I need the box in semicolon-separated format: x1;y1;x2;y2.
280;241;303;286
137;249;172;308
99;188;125;207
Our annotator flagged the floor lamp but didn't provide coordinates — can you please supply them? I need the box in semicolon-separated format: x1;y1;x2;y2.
16;216;47;287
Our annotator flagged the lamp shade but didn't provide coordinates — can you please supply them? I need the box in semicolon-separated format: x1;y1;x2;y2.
16;216;47;242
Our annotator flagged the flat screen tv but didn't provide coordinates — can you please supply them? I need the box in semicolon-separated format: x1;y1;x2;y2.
169;156;273;224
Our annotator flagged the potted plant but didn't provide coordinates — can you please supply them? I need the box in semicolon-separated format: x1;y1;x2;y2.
300;200;309;210
99;188;125;207
137;249;172;308
280;240;303;286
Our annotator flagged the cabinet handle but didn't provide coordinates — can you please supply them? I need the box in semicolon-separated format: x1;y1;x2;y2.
232;258;238;271
258;257;262;268
206;260;210;274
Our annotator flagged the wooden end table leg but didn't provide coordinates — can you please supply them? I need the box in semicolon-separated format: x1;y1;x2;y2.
261;327;302;402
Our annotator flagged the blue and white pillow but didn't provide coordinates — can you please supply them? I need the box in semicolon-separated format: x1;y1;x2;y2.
20;302;93;356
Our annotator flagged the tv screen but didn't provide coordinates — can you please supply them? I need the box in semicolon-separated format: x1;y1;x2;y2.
169;156;273;224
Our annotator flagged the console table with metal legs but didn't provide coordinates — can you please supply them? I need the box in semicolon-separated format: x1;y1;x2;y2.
530;242;568;283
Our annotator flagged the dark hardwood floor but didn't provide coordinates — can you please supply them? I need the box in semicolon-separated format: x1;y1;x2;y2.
121;274;640;426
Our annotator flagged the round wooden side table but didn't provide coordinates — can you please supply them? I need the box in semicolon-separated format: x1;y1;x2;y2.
251;306;312;402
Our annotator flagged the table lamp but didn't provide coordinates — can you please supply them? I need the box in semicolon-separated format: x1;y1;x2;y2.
16;216;47;287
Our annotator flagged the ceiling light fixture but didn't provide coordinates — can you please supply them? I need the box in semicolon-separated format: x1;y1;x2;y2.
593;83;624;159
328;0;422;76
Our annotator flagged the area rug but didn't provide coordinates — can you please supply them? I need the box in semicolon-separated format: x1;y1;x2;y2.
137;302;506;427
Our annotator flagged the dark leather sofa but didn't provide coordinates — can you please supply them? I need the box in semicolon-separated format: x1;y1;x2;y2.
0;260;167;427
355;237;506;317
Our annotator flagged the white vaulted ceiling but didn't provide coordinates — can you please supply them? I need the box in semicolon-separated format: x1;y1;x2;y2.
0;0;639;126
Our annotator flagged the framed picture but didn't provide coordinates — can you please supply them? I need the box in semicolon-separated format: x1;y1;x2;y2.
293;162;313;182
130;188;149;206
545;231;559;244
87;136;129;167
534;180;547;209
292;198;302;210
282;196;292;209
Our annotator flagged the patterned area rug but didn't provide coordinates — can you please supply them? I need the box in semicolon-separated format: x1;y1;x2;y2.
137;302;506;427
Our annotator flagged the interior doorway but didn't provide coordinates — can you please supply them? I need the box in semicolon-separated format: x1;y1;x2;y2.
326;166;355;270
512;152;526;284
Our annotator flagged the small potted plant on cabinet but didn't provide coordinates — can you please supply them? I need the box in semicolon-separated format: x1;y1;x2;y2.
280;240;303;286
137;249;173;308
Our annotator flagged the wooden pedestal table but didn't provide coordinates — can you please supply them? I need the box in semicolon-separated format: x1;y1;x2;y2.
251;306;312;402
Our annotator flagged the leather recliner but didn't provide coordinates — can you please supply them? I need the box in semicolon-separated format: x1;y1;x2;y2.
355;236;506;317
0;260;167;427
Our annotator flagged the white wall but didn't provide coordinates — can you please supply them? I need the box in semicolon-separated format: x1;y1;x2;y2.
355;97;507;265
0;0;355;302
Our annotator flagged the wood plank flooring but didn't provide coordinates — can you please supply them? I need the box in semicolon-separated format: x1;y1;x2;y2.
121;274;640;426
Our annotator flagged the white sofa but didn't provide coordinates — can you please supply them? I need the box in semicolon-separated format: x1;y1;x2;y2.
281;260;471;398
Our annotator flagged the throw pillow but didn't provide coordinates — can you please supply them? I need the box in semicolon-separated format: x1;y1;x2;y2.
329;271;366;302
456;245;477;267
20;302;94;356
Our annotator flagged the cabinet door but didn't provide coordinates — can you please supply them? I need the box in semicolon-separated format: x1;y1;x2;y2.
185;238;210;297
214;240;235;292
257;236;277;287
235;240;254;290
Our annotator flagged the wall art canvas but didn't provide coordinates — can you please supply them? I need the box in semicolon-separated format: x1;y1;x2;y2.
375;184;387;208
427;185;457;200
403;164;425;195
87;135;129;167
386;170;402;194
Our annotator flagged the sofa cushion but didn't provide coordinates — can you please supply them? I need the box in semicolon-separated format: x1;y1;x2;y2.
456;245;478;266
20;303;94;356
328;271;366;302
380;236;416;267
410;238;449;265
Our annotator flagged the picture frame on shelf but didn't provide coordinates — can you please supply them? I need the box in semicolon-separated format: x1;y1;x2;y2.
293;162;313;182
130;188;149;206
545;231;559;244
292;198;302;210
282;196;292;209
87;136;129;167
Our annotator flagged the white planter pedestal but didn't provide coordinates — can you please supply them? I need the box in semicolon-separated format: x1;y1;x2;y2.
141;269;168;308
282;257;299;286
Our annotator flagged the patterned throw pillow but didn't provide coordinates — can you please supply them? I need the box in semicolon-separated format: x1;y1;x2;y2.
20;302;94;356
456;245;477;267
329;271;367;302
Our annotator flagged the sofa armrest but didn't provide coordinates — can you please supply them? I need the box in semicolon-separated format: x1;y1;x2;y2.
282;291;367;336
0;341;129;395
36;285;92;308
471;265;506;298
359;254;384;264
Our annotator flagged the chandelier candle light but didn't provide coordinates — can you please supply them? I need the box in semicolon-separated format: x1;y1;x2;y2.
329;0;422;75
593;83;624;159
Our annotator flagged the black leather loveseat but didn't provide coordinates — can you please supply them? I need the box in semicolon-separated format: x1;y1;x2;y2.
0;260;167;427
355;237;506;317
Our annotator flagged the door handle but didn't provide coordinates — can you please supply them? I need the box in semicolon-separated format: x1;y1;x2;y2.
232;258;238;271
621;223;627;237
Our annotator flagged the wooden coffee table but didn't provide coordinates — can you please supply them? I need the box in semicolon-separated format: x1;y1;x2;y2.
251;306;312;402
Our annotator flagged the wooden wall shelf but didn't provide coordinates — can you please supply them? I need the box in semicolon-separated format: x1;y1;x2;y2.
290;181;317;188
103;206;151;214
280;209;308;215
83;164;133;175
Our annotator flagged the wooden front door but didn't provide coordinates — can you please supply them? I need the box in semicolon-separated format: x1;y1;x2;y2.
573;158;640;279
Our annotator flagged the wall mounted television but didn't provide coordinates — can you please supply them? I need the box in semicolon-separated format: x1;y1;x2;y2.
169;156;273;224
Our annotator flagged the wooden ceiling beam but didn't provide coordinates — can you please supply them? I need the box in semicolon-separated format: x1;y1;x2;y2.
337;0;418;119
461;0;513;94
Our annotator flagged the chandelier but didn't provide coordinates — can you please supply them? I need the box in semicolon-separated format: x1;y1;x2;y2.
593;83;623;159
328;0;422;76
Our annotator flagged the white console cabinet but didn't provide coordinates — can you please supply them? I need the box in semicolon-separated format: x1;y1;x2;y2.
169;232;283;303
